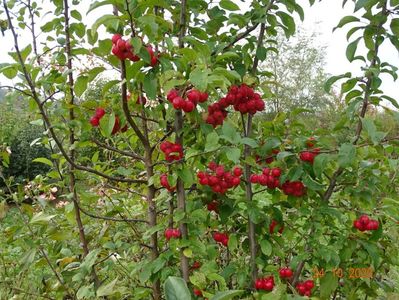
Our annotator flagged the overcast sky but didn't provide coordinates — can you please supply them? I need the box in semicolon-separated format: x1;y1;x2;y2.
0;0;397;100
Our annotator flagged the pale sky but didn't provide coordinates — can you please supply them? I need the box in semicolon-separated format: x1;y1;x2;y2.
0;0;397;101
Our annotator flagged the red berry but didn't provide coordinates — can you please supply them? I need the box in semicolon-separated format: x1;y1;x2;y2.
95;108;105;118
232;177;240;186
304;280;314;290
167;89;179;102
137;95;147;105
250;174;258;183
116;39;127;51
164;229;173;240
297;284;307;295
367;219;379;231
90;116;100;127
187;89;201;103
172;228;181;238
271;168;281;177
111;116;120;134
359;215;370;225
183;100;195;112
263;280;274;291
208;162;217;170
193;288;202;297
233;167;243;177
192;261;201;269
112;34;122;44
199;92;209;103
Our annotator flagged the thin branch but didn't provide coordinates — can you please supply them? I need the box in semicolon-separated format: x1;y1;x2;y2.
91;139;145;161
76;201;148;223
211;0;276;56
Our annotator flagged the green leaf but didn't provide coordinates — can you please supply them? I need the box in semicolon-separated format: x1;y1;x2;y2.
259;138;280;155
276;151;295;161
362;118;386;145
215;52;240;63
32;157;53;167
91;14;120;37
313;154;331;179
0;65;18;79
276;11;296;37
334;16;359;31
390;18;399;36
219;0;240;11
74;75;89;97
324;72;352;92
358;240;380;269
71;10;82;21
256;46;267;61
221;122;241;144
346;37;361;62
87;67;105;81
205;132;220;151
20;249;37;271
177;168;194;186
143;72;158;100
320;272;338;299
164;276;191;300
189;68;209;91
260;239;272;256
189;272;207;289
338;143;356;168
97;278;118;297
88;0;115;14
20;44;32;62
228;234;238;251
303;175;325;191
225;148;241;164
80;249;101;273
30;212;56;225
211;290;245;300
240;138;258;148
355;0;379;11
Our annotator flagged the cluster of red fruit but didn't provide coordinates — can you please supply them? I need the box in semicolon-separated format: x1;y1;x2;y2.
160;141;183;162
111;34;139;61
160;174;175;192
281;181;306;197
269;219;284;234
206;84;265;128
250;167;281;189
89;108;127;134
164;228;181;240
207;200;219;213
206;102;229;127
353;215;379;231
299;137;320;164
212;232;229;247
299;148;320;164
254;276;274;291
167;89;208;113
296;280;315;297
279;267;293;279
111;34;158;66
197;163;242;194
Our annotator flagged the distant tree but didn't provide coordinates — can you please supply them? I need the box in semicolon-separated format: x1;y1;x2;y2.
262;28;335;115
